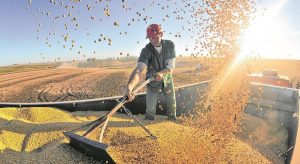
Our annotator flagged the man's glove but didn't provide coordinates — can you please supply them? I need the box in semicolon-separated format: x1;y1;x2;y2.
123;86;135;102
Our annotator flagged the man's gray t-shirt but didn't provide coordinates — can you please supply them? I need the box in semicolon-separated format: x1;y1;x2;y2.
138;39;176;91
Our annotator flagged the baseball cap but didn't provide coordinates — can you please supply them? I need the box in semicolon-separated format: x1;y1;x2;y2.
146;24;163;38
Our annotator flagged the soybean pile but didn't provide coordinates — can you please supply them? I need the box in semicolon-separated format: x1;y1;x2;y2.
0;107;272;164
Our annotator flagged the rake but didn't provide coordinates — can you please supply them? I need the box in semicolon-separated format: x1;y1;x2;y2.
63;78;156;163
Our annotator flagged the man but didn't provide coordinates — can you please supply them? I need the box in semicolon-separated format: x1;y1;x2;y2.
124;24;177;120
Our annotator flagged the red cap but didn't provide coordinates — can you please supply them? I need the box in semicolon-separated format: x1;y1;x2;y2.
146;24;163;38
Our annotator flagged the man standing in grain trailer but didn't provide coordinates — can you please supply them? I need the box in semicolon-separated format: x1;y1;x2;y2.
124;24;177;120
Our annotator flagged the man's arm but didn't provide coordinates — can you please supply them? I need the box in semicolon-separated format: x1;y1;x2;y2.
124;62;146;101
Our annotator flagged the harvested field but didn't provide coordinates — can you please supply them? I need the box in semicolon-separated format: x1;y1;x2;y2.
0;107;271;164
0;63;59;75
0;68;131;103
0;58;215;103
1;58;298;103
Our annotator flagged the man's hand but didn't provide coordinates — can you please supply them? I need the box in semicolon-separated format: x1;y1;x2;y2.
123;62;146;101
155;72;164;81
123;86;135;102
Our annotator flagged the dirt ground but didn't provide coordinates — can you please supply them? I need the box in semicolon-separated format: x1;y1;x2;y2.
1;58;298;103
0;68;130;103
0;58;213;103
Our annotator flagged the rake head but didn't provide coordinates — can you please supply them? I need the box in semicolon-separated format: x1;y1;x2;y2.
64;131;115;163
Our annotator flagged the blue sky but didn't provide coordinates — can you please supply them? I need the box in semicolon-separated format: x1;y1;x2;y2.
0;0;299;66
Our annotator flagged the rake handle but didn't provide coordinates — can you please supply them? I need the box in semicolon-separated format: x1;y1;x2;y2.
82;116;107;137
82;77;154;137
121;105;157;139
82;97;127;137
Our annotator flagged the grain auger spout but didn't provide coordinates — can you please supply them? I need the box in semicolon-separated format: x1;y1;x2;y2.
63;78;156;163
